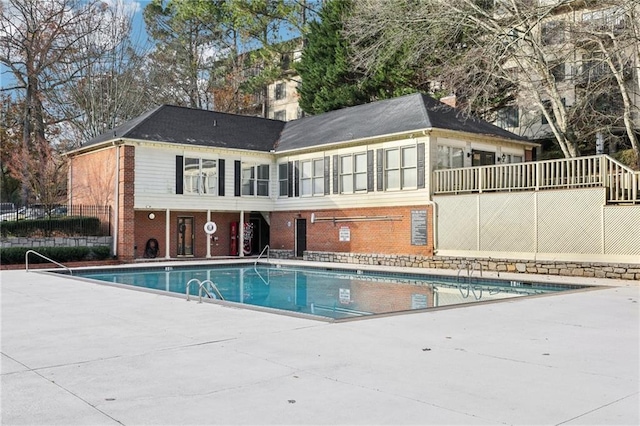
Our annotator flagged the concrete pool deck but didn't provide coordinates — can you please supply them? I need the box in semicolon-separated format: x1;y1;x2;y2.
1;262;639;425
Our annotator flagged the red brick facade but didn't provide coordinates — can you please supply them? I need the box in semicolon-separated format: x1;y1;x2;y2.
271;205;434;256
133;211;241;259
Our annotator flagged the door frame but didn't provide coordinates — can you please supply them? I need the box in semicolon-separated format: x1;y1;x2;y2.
294;218;307;258
177;216;195;257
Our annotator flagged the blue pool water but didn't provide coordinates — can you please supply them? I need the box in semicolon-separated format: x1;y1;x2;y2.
73;264;585;320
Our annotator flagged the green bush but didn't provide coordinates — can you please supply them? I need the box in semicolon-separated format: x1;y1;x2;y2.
0;246;111;265
0;216;102;237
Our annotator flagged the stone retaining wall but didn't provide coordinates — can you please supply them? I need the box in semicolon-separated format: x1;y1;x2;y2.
1;236;113;250
298;251;640;281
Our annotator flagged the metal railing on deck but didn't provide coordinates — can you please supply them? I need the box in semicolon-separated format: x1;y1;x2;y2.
433;154;639;203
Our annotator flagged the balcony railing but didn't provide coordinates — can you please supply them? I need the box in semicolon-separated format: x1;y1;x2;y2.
433;155;639;204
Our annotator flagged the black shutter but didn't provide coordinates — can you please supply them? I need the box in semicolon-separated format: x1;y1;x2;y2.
332;155;339;194
376;149;384;191
176;155;183;194
234;160;241;196
324;156;330;195
294;160;300;197
417;143;425;189
287;161;293;197
367;150;374;192
218;159;225;196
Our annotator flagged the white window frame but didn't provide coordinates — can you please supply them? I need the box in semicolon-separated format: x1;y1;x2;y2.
436;146;464;170
242;163;270;197
300;158;324;197
278;163;288;197
184;157;217;195
384;145;418;191
340;152;367;194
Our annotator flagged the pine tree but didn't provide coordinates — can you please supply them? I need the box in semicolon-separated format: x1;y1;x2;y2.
296;0;416;115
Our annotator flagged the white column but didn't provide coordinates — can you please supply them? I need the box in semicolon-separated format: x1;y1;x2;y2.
239;210;245;257
206;209;211;258
165;209;170;259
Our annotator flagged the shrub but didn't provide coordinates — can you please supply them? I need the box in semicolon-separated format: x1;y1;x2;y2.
0;246;112;265
0;216;103;237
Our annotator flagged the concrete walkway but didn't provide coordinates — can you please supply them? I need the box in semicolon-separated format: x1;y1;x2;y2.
1;266;639;425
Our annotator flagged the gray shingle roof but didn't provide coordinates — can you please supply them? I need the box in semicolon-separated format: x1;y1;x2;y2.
79;93;528;154
82;105;285;152
275;93;527;152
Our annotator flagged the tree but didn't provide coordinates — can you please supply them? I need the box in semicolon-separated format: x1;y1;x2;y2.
0;95;22;203
297;0;418;115
1;0;114;201
222;0;318;117
6;136;67;209
143;0;228;109
345;0;640;161
53;1;155;144
571;1;640;168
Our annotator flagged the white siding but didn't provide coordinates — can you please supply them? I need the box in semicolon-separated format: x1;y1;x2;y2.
133;144;275;211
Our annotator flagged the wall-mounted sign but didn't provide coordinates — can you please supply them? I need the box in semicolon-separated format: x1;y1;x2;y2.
411;210;427;246
204;221;217;234
339;288;351;304
339;226;351;242
411;294;428;309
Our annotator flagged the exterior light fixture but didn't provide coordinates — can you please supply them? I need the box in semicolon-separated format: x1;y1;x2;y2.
148;213;155;220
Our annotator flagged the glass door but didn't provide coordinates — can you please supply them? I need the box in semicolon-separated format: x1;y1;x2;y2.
177;217;194;256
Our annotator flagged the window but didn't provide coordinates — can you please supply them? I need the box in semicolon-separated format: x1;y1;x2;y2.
385;146;418;190
551;62;565;82
274;110;286;121
582;53;608;81
183;158;217;194
436;146;464;170
257;164;269;196
385;149;400;190
300;158;324;196
278;163;288;196
242;164;270;196
275;83;286;100
507;155;523;163
496;106;519;128
583;7;626;31
242;166;254;196
541;21;564;45
340;153;367;194
401;146;417;189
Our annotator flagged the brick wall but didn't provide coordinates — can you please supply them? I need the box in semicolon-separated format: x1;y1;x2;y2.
69;147;116;206
133;211;241;259
270;205;434;256
118;146;136;260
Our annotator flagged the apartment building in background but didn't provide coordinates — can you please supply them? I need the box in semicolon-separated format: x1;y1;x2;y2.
493;0;639;152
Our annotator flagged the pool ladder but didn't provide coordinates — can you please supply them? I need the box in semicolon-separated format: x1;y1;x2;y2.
456;261;483;300
253;245;270;286
185;278;224;303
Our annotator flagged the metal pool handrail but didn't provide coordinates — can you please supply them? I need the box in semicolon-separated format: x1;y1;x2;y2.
254;245;271;286
199;279;224;302
254;245;270;266
25;250;72;275
185;278;224;303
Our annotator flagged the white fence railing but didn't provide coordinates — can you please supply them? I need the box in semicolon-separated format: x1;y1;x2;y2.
433;155;639;203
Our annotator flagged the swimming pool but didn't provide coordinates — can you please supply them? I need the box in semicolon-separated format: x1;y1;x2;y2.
70;263;588;320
